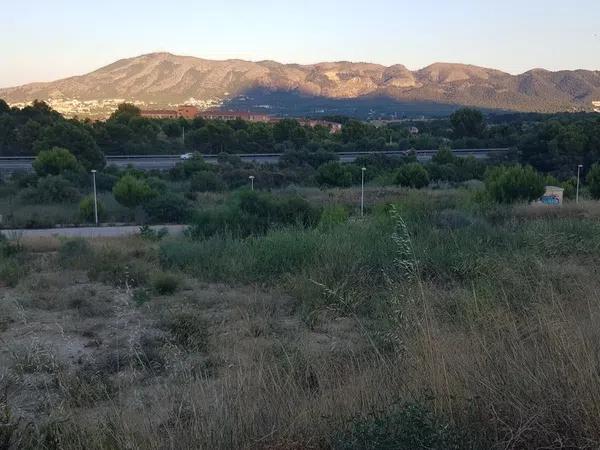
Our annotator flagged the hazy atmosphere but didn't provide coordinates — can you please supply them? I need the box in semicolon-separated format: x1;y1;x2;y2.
2;0;599;87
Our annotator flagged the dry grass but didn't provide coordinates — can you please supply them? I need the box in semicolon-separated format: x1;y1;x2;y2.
2;195;600;448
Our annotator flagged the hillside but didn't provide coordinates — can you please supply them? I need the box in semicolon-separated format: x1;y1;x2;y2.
1;52;599;117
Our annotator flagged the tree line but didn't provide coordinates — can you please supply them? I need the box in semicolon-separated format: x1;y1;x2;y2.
1;99;599;180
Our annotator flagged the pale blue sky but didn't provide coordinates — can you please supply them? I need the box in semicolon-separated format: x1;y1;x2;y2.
2;0;599;87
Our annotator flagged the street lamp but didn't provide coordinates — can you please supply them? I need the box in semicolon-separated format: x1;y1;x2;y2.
91;170;98;225
576;164;583;204
360;167;366;217
249;175;255;191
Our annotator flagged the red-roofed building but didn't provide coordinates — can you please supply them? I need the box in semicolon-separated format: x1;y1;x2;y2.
140;109;178;119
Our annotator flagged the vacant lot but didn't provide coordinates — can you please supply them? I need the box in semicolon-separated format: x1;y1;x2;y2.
1;190;600;449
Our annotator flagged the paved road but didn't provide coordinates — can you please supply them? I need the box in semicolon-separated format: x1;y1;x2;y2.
0;224;186;239
0;149;508;173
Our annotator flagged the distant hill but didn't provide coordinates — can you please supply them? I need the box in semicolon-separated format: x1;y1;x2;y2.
1;52;599;118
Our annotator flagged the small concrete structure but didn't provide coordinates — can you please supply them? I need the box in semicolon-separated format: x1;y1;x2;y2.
539;186;564;206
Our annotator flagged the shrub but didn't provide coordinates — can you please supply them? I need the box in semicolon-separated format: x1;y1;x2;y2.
334;403;461;450
152;272;180;295
189;190;320;238
139;225;169;241
32;147;82;176
586;164;600;200
133;288;151;306
190;170;224;192
112;175;155;208
79;195;105;222
162;311;209;352
395;163;430;188
485;165;545;204
316;162;353;187
318;205;349;230
58;239;93;269
431;147;456;165
23;175;80;203
182;153;211;176
143;192;190;223
0;259;24;288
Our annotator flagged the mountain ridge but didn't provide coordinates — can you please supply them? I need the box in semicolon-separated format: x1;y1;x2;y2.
2;52;599;117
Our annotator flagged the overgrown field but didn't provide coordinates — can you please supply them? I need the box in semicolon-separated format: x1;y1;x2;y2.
1;189;600;449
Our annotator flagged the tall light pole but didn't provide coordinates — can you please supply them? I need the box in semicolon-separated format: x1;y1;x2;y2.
576;164;583;204
91;170;98;225
249;175;255;191
360;167;366;217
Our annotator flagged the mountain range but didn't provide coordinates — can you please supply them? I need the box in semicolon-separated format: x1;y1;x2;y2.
1;52;599;118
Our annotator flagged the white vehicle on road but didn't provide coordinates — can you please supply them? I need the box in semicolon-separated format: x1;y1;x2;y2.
180;153;194;160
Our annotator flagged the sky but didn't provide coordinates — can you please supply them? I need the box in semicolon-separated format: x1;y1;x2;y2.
2;0;599;88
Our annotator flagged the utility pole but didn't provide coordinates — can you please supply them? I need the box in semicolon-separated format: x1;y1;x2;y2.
91;170;98;225
576;164;583;204
361;167;366;217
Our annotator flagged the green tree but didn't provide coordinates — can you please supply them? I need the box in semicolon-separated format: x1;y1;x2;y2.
32;147;81;176
395;163;430;188
80;195;105;222
485;165;545;203
450;108;486;138
143;192;190;223
33;122;105;169
190;170;224;192
431;147;456;165
586;164;600;199
0;99;10;114
109;103;141;122
112;175;155;208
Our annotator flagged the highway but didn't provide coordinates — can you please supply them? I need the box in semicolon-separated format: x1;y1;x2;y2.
0;148;509;173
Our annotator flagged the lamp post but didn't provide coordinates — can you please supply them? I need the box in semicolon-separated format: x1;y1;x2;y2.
249;175;255;191
360;167;366;217
91;170;98;225
576;164;583;204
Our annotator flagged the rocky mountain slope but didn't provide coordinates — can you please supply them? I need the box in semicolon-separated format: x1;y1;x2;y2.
2;52;599;116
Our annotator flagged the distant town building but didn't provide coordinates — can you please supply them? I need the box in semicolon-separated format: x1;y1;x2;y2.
198;110;271;122
177;105;200;120
139;109;178;119
296;119;343;134
409;126;420;135
593;101;600;113
138;106;342;132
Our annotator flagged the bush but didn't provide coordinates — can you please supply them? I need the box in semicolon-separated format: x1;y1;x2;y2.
190;170;224;192
189;190;320;239
143;192;190;223
586;164;600;199
112;175;155;208
140;225;169;241
0;259;25;288
58;239;93;269
318;205;349;230
334;403;461;450
316;162;353;187
79;195;105;222
162;311;209;352
152;272;180;295
395;163;430;188
23;175;81;203
485;165;545;204
32;147;82;176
